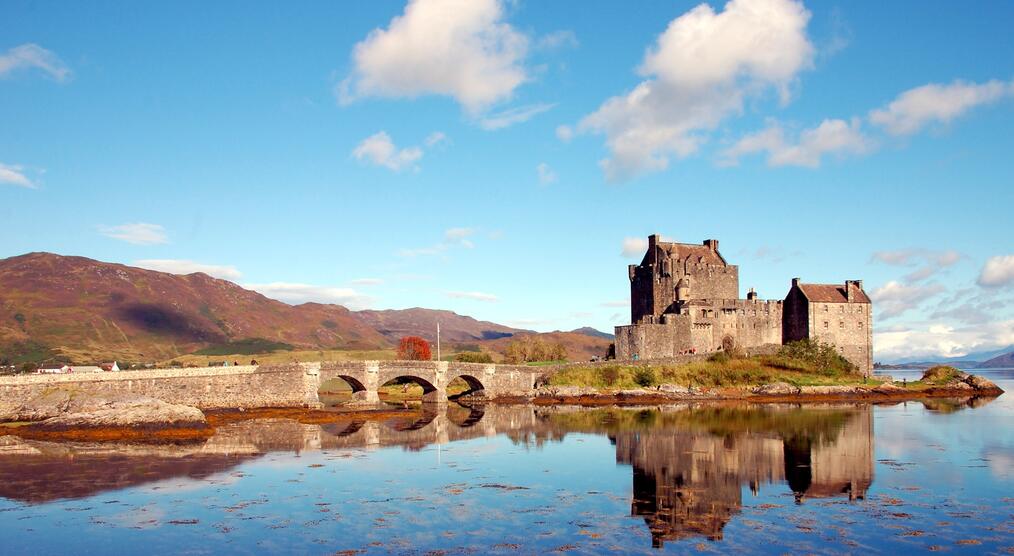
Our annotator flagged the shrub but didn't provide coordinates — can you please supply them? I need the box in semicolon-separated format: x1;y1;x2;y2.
503;336;568;363
921;365;963;384
397;336;432;361
633;367;657;387
777;339;857;376
454;351;493;363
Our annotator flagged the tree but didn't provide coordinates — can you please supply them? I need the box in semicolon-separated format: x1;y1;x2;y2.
397;336;432;361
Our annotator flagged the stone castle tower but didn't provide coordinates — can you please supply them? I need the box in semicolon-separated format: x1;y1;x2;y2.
614;234;873;375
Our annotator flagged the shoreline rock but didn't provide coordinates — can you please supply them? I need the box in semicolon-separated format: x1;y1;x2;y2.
2;389;208;431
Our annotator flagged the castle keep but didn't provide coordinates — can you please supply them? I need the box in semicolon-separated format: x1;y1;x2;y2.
614;235;873;374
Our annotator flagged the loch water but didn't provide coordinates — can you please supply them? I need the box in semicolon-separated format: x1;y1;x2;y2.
1;370;1012;554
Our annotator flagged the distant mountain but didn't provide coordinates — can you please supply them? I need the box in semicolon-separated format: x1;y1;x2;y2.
0;252;388;363
354;308;529;344
882;345;1014;366
0;252;595;365
569;327;614;340
977;351;1014;369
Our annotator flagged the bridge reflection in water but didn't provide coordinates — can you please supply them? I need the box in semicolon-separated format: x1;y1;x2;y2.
0;402;890;545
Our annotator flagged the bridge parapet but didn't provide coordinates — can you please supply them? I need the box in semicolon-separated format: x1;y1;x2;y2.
0;361;543;414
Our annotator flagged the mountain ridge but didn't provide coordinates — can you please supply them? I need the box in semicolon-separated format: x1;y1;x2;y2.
0;252;611;364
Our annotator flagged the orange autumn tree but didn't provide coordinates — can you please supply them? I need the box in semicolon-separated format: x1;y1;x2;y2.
397;336;432;361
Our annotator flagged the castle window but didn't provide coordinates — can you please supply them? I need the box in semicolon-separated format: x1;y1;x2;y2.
858;321;863;329
839;322;844;330
858;306;863;313
824;305;829;312
823;321;829;329
840;306;845;313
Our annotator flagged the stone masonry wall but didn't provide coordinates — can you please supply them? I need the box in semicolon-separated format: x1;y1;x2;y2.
0;364;317;416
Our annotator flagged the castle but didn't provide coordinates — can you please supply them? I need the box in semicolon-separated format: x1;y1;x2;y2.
614;235;873;374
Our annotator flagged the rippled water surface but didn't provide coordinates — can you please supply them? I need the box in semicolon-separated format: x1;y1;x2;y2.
1;370;1012;554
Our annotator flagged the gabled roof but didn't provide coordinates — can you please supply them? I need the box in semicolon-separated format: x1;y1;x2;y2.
797;283;870;304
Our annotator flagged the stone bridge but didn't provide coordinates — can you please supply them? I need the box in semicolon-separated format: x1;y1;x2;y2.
0;361;543;414
313;360;539;405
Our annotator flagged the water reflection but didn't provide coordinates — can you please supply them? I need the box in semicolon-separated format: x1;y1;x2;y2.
0;397;1003;550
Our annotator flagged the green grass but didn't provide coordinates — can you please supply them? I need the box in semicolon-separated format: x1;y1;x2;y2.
546;354;873;390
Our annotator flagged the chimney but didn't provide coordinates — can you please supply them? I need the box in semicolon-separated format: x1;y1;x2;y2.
648;234;661;250
703;239;719;252
845;280;863;301
747;288;758;301
792;277;801;288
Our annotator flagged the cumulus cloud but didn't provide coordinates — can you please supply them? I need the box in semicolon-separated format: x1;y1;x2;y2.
621;237;648;258
869;79;1014;136
446;290;498;302
245;282;372;309
573;0;814;181
0;163;36;188
478;102;555;130
874;319;1014;361
0;43;70;81
555;125;574;142
338;0;527;113
721;118;870;167
978;255;1014;288
869;280;946;319
98;223;169;245
352;131;423;171
536;162;557;185
135;259;242;280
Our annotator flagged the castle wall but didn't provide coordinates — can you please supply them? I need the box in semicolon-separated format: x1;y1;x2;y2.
805;301;873;375
616;299;783;359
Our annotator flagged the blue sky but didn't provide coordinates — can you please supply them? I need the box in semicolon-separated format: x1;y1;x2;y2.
2;0;1013;360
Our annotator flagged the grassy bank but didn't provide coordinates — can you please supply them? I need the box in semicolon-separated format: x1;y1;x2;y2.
546;354;878;390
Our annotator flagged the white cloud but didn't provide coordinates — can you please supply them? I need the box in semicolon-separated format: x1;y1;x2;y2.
349;278;384;286
352;131;423;171
537;30;578;50
875;319;1014;361
339;0;528;114
399;227;476;257
478;102;555;130
424;131;449;147
444;227;474;240
134;259;242;280
869;79;1014;136
574;0;814;181
0;43;70;81
244;282;372;309
98;223;169;245
978;255;1014;288
0;163;36;188
621;237;648;258
871;248;964;283
555;125;574;142
869;280;946;319
446;290;498;302
536;162;557;185
600;299;630;308
721;118;870;168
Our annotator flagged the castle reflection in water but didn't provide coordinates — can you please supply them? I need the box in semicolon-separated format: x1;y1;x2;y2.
0;402;880;547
